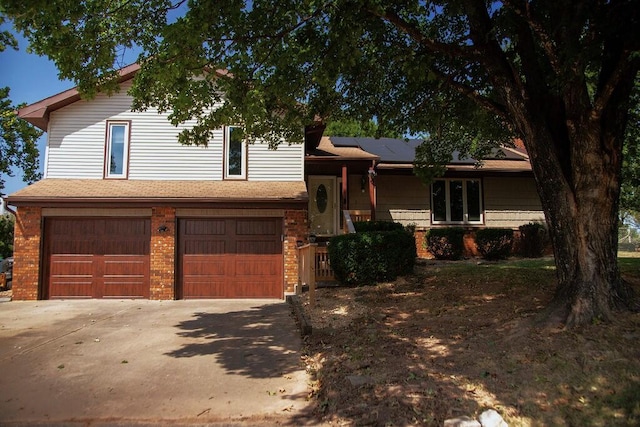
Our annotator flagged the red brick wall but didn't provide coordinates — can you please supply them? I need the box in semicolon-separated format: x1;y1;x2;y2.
150;207;175;300
12;207;42;300
284;209;308;293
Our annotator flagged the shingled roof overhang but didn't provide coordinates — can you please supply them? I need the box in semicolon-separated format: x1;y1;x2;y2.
7;179;309;209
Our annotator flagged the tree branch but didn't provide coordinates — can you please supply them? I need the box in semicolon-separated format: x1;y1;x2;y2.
593;52;637;119
428;67;508;119
370;8;478;61
501;0;562;75
464;0;524;114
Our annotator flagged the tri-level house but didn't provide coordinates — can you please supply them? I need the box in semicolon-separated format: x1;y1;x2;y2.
8;64;544;301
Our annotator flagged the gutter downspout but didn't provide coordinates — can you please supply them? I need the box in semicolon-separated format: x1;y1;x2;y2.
2;198;17;217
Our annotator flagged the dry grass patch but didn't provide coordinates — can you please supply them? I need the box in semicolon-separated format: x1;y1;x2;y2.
300;257;640;426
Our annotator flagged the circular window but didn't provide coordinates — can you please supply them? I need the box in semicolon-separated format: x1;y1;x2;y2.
316;184;328;213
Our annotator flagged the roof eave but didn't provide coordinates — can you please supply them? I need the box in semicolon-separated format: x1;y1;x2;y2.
7;196;309;207
17;63;142;131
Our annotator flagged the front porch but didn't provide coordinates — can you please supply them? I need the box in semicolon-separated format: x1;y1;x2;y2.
297;209;372;293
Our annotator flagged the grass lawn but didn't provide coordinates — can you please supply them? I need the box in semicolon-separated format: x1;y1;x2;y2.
300;255;640;426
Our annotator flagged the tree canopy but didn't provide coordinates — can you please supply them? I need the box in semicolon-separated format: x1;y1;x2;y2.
0;214;14;258
0;23;42;193
324;119;401;138
2;0;639;326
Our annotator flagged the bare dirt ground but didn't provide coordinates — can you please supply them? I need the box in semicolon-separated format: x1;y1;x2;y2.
299;257;640;426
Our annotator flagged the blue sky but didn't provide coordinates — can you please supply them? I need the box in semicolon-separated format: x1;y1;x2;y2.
1;31;73;197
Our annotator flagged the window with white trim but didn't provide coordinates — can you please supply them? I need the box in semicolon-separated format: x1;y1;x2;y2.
224;126;246;179
431;179;483;224
105;121;130;178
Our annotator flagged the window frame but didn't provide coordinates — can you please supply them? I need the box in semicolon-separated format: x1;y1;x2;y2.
103;120;131;179
430;178;484;225
224;125;247;180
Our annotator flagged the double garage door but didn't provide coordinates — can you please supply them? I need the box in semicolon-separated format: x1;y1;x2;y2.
44;217;283;299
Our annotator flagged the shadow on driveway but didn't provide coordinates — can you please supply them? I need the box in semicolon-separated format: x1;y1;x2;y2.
0;299;317;426
166;304;303;379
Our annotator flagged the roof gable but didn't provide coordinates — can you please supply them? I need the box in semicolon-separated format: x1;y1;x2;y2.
17;63;141;131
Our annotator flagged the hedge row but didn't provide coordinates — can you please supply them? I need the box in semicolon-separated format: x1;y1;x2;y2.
425;222;548;260
326;221;548;287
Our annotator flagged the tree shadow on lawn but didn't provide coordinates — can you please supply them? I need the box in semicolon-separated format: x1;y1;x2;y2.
301;261;640;426
164;303;303;380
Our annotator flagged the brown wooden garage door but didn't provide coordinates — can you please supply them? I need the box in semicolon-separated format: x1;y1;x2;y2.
44;218;150;299
179;218;283;299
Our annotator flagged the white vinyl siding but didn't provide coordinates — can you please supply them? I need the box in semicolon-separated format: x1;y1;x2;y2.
247;142;304;181
44;80;303;181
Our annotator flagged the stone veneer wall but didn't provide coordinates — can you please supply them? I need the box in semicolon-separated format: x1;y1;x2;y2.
284;209;308;294
150;207;176;300
12;207;42;300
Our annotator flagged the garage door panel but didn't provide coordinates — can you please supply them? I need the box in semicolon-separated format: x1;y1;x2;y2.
49;254;95;298
104;219;148;235
102;281;147;298
103;240;149;255
182;254;227;274
183;279;229;298
184;219;226;235
45;218;150;299
236;240;280;254
48;281;94;298
236;219;277;235
184;240;226;255
49;219;99;237
49;255;94;275
103;256;148;275
234;258;281;276
50;240;96;255
231;280;282;298
180;218;283;299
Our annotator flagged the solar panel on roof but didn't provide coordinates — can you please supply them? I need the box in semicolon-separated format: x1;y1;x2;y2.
329;137;527;164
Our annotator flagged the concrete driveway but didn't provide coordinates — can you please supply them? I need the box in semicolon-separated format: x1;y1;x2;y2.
0;299;315;426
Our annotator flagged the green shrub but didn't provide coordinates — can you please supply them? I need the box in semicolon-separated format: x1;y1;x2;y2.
518;222;548;258
0;215;14;259
426;228;465;260
328;230;416;286
353;220;404;232
475;228;514;260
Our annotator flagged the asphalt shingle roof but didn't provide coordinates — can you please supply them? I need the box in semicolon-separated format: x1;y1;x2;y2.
7;179;308;204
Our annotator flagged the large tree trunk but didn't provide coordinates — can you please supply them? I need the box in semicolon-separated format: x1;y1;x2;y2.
522;116;639;327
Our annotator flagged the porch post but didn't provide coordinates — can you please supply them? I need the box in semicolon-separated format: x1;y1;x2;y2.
341;164;348;210
368;164;377;221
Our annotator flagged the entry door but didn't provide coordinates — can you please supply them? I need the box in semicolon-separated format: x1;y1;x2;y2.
308;176;337;236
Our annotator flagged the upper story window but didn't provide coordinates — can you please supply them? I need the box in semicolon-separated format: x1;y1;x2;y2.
224;126;246;179
104;121;130;178
431;179;483;224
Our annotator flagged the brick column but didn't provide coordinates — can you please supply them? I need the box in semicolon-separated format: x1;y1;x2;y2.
12;207;42;300
284;209;308;294
150;207;176;300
